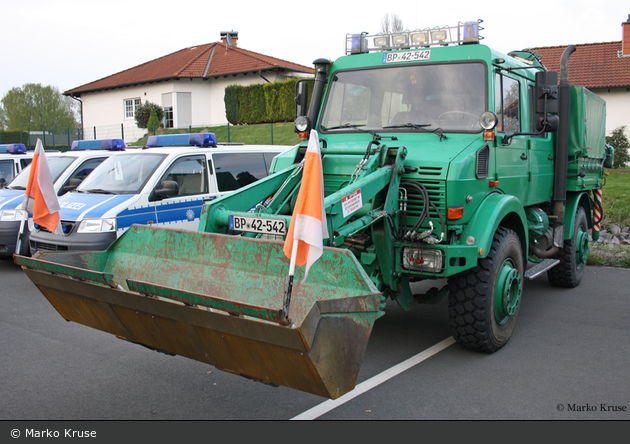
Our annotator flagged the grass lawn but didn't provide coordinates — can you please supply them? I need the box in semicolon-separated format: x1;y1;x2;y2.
601;167;630;228
131;122;302;147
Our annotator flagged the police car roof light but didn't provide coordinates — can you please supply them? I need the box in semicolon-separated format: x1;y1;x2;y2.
0;143;27;154
71;139;126;151
146;133;218;148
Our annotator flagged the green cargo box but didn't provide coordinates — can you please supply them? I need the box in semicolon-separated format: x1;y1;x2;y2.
569;85;607;159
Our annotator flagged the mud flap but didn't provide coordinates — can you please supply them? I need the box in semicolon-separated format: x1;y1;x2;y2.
16;225;382;399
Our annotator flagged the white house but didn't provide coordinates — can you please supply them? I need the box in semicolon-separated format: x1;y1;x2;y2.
64;32;314;144
527;15;630;139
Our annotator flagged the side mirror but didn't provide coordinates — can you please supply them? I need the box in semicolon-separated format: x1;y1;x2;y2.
295;80;309;118
535;71;558;114
62;178;82;193
152;180;179;200
536;115;559;133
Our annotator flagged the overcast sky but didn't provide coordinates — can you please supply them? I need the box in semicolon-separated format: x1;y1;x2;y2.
1;0;628;99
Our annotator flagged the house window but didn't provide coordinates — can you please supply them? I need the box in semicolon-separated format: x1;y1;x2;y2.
163;106;173;129
125;98;141;119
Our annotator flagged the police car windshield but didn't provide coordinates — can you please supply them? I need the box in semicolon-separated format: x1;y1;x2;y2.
8;156;76;190
77;153;166;195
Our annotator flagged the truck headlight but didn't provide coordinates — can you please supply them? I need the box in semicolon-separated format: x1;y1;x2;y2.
0;209;25;221
402;247;444;272
77;218;116;233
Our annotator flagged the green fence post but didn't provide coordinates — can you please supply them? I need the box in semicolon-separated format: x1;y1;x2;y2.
94;127;96;140
52;128;55;150
270;123;274;145
121;124;124;141
67;127;70;151
227;123;230;143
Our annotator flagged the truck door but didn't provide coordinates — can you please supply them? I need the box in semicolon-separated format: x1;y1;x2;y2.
525;85;554;206
495;73;529;205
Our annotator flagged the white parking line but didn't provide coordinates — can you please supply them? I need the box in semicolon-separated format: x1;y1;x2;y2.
290;336;456;420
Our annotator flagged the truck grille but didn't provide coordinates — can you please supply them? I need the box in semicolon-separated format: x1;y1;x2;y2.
401;169;446;235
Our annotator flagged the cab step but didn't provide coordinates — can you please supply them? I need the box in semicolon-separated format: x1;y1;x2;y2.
525;259;560;280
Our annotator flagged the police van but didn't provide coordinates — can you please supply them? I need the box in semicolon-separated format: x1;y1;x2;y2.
28;133;289;254
0;139;125;256
0;143;34;188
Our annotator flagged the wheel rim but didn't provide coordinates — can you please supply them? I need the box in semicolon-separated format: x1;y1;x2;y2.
576;226;589;267
494;258;522;325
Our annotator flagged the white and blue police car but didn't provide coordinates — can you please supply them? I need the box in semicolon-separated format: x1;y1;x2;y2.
0;143;34;189
28;133;289;254
0;139;125;257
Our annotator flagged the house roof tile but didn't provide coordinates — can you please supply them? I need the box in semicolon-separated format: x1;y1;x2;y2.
526;41;630;89
65;42;313;96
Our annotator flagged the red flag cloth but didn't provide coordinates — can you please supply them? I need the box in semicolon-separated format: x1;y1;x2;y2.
283;130;328;280
22;139;62;234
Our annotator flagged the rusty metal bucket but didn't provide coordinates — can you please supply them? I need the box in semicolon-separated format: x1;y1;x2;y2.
16;225;382;399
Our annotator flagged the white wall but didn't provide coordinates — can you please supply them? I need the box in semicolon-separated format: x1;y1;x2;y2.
592;87;630;138
80;71;311;144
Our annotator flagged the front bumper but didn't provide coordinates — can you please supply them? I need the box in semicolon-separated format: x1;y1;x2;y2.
0;220;27;257
29;229;117;255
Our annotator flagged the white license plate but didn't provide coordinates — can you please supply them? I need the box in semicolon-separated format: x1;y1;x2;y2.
229;215;287;235
383;50;431;63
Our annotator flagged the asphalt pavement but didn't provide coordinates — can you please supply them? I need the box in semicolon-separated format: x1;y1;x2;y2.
1;256;628;423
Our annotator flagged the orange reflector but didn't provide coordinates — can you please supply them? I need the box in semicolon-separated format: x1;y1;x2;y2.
299;132;308;140
489;180;499;187
447;205;464;220
480;248;484;256
484;131;495;141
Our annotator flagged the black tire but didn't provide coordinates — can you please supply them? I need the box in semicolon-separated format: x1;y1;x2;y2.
547;206;589;288
448;227;524;353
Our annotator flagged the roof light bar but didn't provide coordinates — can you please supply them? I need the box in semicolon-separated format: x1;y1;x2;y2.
0;143;27;154
146;133;218;148
71;139;126;151
345;19;484;55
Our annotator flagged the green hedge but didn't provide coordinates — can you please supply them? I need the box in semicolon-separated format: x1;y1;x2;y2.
0;130;29;145
225;78;313;125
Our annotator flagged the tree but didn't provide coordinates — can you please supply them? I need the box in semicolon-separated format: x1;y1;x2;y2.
135;101;164;129
605;126;630;168
147;109;161;132
0;105;7;130
381;12;405;33
1;83;78;130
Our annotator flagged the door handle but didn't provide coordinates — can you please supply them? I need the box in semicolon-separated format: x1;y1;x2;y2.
521;154;528;161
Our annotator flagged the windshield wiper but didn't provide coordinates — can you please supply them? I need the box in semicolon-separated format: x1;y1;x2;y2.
383;123;448;141
9;186;26;190
322;123;367;131
84;189;114;195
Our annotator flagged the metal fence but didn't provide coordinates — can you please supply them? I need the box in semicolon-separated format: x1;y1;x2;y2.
0;122;285;151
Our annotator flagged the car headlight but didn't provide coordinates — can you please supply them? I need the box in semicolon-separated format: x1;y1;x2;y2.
0;209;25;222
77;218;116;233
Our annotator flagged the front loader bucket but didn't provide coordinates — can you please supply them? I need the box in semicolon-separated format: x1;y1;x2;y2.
16;225;382;399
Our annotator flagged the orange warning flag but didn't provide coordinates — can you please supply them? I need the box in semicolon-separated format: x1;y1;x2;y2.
22;139;62;234
283;130;328;281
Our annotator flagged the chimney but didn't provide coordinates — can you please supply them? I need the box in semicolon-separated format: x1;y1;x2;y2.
221;31;238;48
623;15;630;56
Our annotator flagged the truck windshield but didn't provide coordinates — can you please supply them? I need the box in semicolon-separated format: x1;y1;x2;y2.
77;153;166;195
320;62;487;134
8;156;76;190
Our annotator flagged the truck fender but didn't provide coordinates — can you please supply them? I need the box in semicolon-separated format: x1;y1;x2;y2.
464;193;528;259
564;192;593;240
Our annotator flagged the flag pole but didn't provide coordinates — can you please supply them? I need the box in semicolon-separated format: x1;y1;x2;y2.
14;210;28;256
282;239;299;323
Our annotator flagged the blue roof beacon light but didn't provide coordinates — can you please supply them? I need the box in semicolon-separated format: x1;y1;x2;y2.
0;143;27;154
71;139;126;151
146;133;218;148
